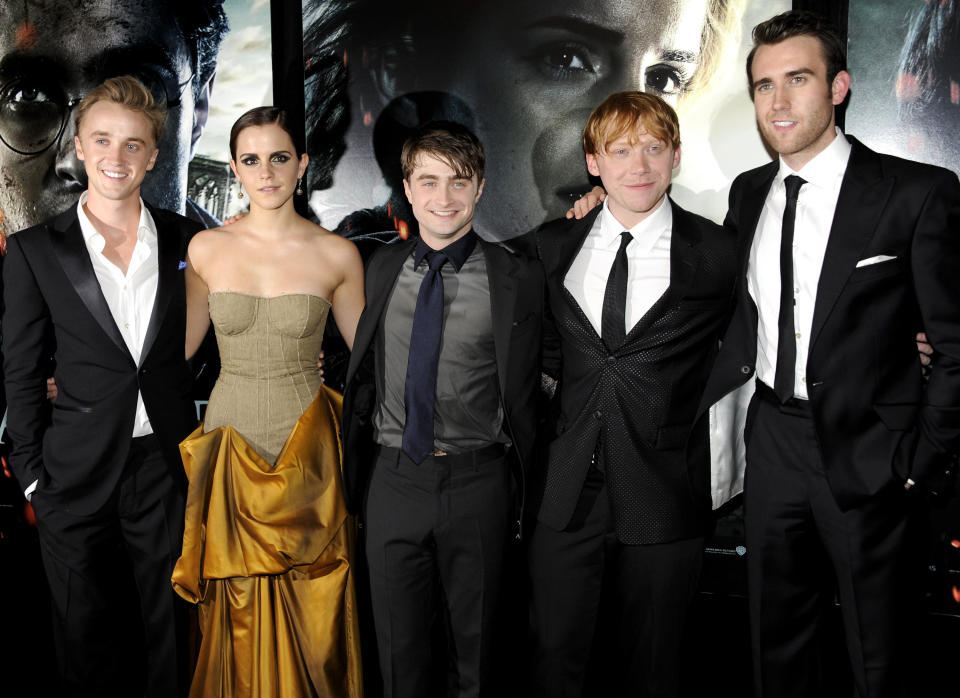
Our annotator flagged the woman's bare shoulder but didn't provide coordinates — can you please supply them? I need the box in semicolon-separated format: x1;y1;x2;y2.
187;225;238;263
302;220;361;262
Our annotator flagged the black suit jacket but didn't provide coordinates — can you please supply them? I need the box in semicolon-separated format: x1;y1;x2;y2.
698;136;960;509
524;199;736;544
341;236;544;532
3;203;201;516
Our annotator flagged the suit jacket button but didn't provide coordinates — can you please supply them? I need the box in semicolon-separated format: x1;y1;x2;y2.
740;365;751;374
607;356;616;364
594;410;602;420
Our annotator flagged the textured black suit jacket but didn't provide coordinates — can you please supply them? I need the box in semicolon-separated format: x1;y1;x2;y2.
341;236;544;532
697;136;960;508
3;203;201;516
525;199;736;544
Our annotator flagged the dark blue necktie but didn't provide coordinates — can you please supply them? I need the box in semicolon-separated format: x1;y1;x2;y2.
402;250;449;463
774;175;806;402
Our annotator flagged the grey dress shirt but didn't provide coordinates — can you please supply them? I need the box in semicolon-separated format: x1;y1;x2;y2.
373;232;508;453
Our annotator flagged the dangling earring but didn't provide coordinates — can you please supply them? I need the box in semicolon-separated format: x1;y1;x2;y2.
296;177;304;196
237;184;244;200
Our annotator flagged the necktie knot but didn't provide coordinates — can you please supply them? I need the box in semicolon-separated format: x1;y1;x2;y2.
618;231;633;250
426;250;448;272
784;175;806;203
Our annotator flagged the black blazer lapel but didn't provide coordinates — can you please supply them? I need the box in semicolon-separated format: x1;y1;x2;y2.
482;241;519;397
737;165;777;275
346;239;416;383
554;209;601;327
809;140;893;348
140;211;181;366
48;208;130;358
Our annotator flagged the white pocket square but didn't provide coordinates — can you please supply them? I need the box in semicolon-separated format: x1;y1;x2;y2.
856;255;897;268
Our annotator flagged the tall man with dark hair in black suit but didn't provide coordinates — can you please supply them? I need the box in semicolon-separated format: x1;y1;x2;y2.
521;91;739;698
341;121;543;698
3;76;199;697
696;10;960;698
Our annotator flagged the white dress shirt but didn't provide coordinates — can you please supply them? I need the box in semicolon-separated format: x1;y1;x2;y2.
748;128;851;399
564;196;673;337
77;192;159;434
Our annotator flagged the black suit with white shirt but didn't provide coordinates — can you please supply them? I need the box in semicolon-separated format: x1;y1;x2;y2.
3;201;200;697
696;134;960;698
520;198;737;697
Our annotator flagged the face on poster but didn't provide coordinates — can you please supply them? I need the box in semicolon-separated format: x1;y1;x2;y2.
303;0;789;240
0;0;269;238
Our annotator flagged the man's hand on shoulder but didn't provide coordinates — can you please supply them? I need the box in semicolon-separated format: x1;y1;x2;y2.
565;186;606;219
220;211;248;226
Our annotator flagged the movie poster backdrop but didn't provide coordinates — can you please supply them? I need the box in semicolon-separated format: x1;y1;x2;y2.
301;0;790;242
0;0;956;618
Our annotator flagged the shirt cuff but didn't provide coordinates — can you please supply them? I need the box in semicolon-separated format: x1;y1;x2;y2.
24;479;38;502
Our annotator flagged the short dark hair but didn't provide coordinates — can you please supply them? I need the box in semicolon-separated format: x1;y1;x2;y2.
747;10;847;87
171;1;230;101
229;106;304;160
400;121;485;182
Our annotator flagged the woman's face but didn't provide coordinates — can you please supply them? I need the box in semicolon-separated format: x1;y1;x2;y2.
408;0;710;237
230;123;307;211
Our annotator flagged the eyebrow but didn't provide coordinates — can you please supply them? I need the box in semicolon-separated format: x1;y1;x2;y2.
660;49;699;64
90;130;148;144
0;53;66;81
521;16;624;46
238;150;294;159
0;42;183;86
753;67;815;88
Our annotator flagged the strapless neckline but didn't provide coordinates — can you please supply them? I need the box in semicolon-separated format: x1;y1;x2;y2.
209;290;332;306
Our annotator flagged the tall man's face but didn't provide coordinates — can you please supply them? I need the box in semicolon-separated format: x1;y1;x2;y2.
0;0;202;235
749;35;850;170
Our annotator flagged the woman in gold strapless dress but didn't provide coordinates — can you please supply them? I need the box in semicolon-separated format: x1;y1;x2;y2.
171;107;365;697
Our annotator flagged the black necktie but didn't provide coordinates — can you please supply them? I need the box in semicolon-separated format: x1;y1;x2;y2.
402;250;448;463
774;175;806;403
602;231;633;350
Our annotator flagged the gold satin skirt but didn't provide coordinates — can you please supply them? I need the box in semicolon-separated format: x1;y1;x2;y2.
172;387;363;697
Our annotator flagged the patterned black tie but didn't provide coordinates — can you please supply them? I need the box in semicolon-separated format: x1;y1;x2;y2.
774;175;806;403
402;250;448;463
602;231;633;350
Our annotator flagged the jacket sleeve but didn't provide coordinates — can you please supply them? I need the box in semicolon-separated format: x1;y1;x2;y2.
2;233;53;492
907;169;960;484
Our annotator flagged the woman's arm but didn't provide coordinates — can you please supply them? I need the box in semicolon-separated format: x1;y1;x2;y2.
184;238;212;360
329;239;365;352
